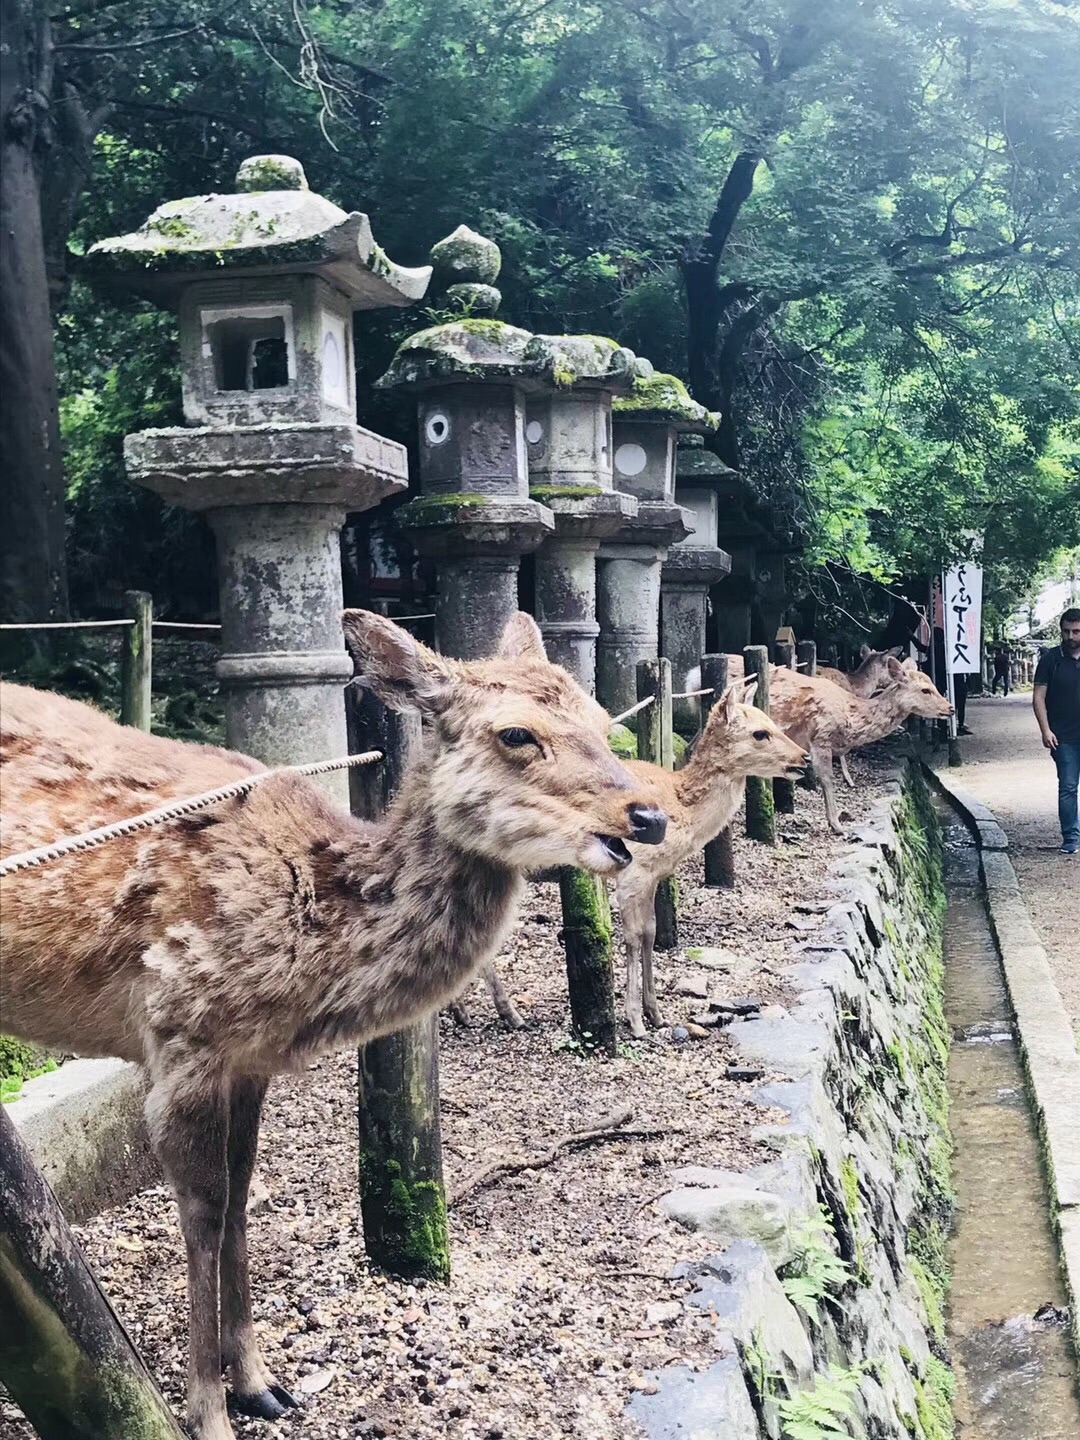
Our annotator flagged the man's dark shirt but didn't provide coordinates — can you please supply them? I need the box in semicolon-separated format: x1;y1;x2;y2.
1034;645;1080;744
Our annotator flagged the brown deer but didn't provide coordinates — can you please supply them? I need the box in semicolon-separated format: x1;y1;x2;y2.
0;610;668;1440
615;680;809;1037
815;648;899;787
768;657;951;833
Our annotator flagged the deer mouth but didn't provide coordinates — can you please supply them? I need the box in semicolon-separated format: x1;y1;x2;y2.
594;833;633;869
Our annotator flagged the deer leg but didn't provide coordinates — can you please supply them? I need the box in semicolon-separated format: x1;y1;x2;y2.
145;1049;234;1440
220;1076;297;1419
485;959;526;1030
622;887;654;1039
813;746;845;835
641;902;664;1029
838;752;855;788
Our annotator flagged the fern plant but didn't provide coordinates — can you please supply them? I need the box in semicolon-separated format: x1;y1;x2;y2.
781;1207;851;1319
778;1364;864;1440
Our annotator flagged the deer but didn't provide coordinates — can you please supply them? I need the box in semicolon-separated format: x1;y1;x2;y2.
687;647;899;789
0;610;669;1440
767;657;952;833
615;679;809;1038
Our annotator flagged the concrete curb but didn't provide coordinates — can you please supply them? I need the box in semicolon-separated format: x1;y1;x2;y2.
5;1057;156;1222
925;762;1080;1356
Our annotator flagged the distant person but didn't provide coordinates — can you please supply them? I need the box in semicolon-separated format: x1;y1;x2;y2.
992;645;1011;696
1033;608;1080;855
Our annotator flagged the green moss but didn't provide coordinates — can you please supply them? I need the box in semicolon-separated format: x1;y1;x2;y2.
397;492;490;528
553;363;576;387
381;1161;451;1282
529;484;605;500
614;371;719;429
671;732;687;764
235;155;307;191
608;723;638;759
455;318;515;341
904;1350;955;1440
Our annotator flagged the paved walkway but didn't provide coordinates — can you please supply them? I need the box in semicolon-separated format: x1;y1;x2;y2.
947;692;1079;1034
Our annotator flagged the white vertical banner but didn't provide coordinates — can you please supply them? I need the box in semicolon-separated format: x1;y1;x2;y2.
943;561;983;675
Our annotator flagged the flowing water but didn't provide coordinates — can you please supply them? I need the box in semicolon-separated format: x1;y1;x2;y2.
939;811;1080;1438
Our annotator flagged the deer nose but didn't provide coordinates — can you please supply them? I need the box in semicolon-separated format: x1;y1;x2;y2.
627;804;667;846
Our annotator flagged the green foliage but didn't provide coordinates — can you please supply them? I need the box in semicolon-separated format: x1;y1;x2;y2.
0;1037;58;1103
780;1207;851;1320
777;1364;864;1440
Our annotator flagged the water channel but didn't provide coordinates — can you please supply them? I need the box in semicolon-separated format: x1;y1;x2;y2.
939;807;1080;1438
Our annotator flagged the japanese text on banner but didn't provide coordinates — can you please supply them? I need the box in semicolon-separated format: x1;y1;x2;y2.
942;563;983;675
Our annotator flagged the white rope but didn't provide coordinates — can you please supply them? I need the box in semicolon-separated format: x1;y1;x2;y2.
0;750;382;878
609;685;713;727
151;621;221;633
609;695;654;726
0;619;135;631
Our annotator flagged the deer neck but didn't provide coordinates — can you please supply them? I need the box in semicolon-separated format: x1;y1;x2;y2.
847;686;908;745
292;759;521;1061
676;746;746;844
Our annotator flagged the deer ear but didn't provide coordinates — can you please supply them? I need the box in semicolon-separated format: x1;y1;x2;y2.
342;610;454;714
859;644;872;659
885;656;906;679
497;612;548;662
739;675;759;705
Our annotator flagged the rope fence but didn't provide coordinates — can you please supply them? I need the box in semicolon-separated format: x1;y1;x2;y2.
608;685;712;728
0;619;135;631
0;750;383;878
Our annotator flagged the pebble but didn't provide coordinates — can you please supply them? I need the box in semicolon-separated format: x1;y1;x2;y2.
725;1064;766;1082
670;1025;690;1044
644;1301;681;1327
684;1023;710;1040
674;977;709;998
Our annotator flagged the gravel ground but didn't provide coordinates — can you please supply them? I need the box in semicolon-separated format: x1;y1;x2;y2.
945;693;1079;1034
1;756;895;1440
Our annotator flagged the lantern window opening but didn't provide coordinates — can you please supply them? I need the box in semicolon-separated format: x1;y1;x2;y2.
201;304;296;395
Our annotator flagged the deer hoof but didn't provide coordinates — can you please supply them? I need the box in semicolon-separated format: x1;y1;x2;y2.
232;1384;298;1420
628;1017;648;1040
644;1004;665;1028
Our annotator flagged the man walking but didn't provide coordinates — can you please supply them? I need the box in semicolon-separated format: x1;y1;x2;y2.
992;645;1011;696
1033;608;1080;855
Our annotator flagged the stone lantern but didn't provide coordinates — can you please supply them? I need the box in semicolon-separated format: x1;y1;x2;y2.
524;337;641;689
375;229;556;660
596;373;715;715
662;437;733;732
86;155;430;797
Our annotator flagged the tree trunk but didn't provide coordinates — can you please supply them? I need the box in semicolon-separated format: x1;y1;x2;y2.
0;0;68;625
0;1104;185;1439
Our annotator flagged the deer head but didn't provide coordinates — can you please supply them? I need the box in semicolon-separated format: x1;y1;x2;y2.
690;677;810;780
850;648;901;695
884;656;954;718
342;610;667;875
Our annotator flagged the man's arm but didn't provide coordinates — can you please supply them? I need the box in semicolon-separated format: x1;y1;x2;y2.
1033;684;1057;750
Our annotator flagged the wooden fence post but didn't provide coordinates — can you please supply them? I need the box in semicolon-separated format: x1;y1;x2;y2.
700;654;736;889
772;640;796;814
743;645;776;845
0;1105;185;1439
637;659;678;950
347;686;451;1282
796;640;818;790
119;590;152;732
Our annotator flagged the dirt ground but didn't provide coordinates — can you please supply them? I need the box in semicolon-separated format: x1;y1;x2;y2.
945;692;1079;1035
0;757;896;1440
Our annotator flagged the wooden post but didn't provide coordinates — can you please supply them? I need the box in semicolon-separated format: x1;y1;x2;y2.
0;1105;185;1439
796;640;818;790
743;645;776;845
559;867;617;1057
119;589;152;732
772;640;796;815
700;654;736;889
347;687;451;1281
637;659;678;950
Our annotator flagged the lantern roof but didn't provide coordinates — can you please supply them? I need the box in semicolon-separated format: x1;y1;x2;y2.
614;372;719;431
83;155;430;310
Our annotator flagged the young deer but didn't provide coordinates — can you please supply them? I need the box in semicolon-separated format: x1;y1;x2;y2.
768;657;951;833
0;611;668;1440
615;679;809;1038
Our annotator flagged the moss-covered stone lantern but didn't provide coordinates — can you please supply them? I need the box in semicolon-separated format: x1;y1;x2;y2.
375;230;557;660
596;372;716;714
662;437;734;732
524;336;641;688
86;155;430;793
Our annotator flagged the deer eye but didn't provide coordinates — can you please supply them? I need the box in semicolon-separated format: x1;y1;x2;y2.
499;727;538;748
752;729;771;742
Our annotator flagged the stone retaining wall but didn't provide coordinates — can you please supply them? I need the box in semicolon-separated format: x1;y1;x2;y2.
630;762;955;1440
